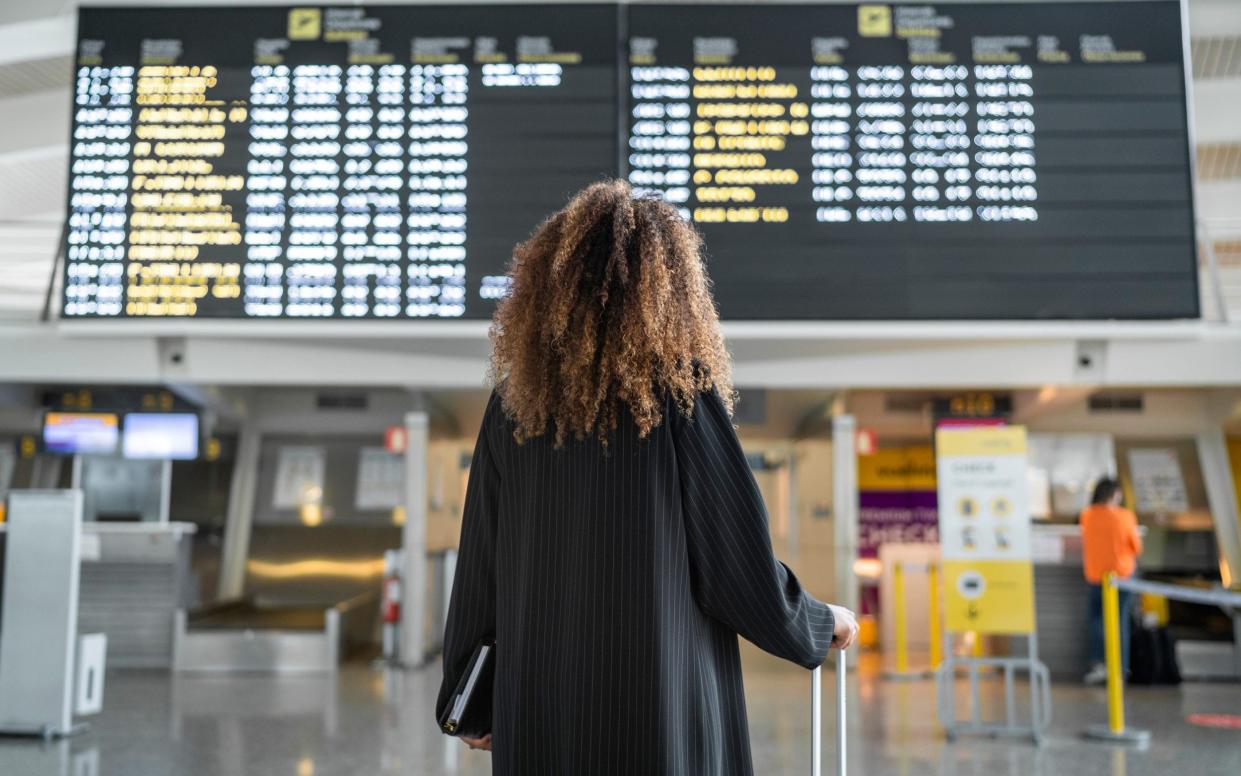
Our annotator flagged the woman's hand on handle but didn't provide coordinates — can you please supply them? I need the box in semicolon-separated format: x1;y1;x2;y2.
462;734;492;751
829;605;858;650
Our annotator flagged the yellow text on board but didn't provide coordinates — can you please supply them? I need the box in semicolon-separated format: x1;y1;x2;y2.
935;425;1027;457
857;446;936;491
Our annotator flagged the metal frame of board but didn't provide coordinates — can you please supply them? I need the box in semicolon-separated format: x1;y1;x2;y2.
935;632;1053;744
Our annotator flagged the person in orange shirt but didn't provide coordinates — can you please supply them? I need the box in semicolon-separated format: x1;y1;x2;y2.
1080;477;1143;685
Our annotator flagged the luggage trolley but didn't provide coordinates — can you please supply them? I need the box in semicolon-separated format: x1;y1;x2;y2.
810;649;848;776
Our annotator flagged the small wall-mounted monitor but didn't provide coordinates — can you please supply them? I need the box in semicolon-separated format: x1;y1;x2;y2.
121;413;200;460
42;412;120;455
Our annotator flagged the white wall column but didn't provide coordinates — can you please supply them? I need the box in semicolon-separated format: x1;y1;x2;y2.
217;425;261;600
831;414;859;612
1196;428;1241;588
786;447;799;559
0;491;83;735
400;411;430;666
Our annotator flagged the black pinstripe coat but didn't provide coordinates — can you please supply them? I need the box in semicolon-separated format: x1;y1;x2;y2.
437;389;834;775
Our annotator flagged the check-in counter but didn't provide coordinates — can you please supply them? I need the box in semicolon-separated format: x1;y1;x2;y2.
0;521;197;669
1019;522;1227;682
1026;524;1092;681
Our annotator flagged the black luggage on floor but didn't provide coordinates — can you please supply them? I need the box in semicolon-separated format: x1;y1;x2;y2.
1128;619;1182;685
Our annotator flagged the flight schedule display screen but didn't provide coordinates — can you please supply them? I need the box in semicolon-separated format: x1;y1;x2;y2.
626;1;1196;319
64;2;1196;321
65;4;617;319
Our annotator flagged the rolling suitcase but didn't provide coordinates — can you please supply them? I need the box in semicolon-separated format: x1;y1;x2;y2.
1129;619;1181;685
810;649;847;776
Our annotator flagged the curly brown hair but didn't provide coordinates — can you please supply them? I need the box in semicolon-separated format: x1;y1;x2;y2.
489;180;734;446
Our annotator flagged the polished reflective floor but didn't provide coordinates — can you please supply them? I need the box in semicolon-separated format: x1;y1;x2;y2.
2;646;1238;776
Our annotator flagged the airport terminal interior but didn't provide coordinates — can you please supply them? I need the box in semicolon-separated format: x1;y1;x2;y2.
1;0;1241;774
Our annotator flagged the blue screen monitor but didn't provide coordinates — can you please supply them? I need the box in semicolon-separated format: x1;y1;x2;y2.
122;413;199;460
43;412;120;455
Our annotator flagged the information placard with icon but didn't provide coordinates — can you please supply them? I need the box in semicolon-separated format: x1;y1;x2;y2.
936;425;1035;634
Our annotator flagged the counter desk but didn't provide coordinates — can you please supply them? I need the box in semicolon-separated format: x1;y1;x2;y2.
1026;524;1093;681
0;521;197;669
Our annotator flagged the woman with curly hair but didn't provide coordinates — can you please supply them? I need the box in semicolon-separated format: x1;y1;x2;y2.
437;180;857;775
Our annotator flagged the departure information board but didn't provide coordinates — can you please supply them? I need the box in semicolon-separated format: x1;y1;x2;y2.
65;4;617;319
626;1;1196;319
64;2;1196;321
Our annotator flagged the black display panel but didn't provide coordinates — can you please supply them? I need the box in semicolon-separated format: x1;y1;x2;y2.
635;1;1196;317
65;4;618;319
63;2;1197;322
626;1;1197;319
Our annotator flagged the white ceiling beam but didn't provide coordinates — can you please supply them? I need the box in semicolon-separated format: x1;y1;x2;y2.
0;16;74;68
1198;180;1241;236
1189;0;1241;38
46;318;1235;342
0;90;70;153
3;324;1241;389
1193;79;1241;144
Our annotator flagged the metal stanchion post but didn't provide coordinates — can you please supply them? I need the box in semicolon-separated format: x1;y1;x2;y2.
1104;574;1125;733
893;562;908;674
883;562;922;680
969;631;983;658
928;563;942;669
1085;573;1150;744
884;560;933;680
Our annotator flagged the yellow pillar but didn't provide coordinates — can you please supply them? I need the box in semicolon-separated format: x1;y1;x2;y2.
893;561;908;674
928;562;942;669
1085;573;1149;743
1103;572;1125;734
966;631;983;657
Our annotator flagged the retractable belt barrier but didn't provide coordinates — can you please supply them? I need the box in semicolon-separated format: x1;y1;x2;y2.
883;560;946;679
1085;573;1241;746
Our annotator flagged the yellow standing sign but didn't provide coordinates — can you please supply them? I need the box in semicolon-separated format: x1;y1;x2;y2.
936;426;1035;634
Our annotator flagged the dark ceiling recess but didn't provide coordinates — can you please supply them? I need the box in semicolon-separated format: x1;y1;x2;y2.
40;386;197;412
316;392;369;411
1088;393;1144;413
884;395;929;415
733;388;768;426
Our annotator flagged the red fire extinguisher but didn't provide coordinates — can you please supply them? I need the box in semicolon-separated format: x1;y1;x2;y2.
380;548;403;662
382;573;402;625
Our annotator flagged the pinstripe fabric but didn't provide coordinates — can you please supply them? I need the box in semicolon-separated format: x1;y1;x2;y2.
437;389;834;775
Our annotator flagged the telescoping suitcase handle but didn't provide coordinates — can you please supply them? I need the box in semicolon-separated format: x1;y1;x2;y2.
810;649;846;776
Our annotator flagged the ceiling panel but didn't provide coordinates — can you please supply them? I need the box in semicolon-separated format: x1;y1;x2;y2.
0;147;68;221
1195;143;1241;180
1192;35;1241;79
1212;240;1241;264
0;54;71;100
